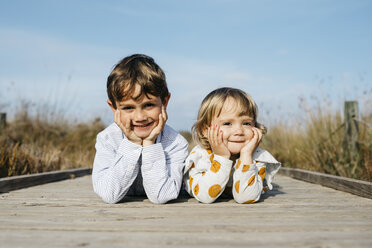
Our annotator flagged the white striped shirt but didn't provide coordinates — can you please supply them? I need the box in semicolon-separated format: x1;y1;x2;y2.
92;123;189;204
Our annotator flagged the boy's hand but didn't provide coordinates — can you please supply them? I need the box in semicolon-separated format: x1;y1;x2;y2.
115;109;142;145
208;124;230;159
239;127;262;164
142;105;167;146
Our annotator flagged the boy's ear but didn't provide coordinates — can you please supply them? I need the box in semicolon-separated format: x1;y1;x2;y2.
162;93;171;108
107;100;116;112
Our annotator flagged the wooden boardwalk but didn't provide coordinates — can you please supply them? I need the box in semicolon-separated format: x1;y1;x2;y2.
1;174;372;248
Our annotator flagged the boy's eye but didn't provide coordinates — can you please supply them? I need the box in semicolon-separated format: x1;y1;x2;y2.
243;122;252;126
144;103;155;108
122;106;134;110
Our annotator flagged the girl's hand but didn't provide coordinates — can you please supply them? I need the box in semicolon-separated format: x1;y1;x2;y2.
208;124;230;159
239;127;262;164
143;105;167;146
115;109;142;145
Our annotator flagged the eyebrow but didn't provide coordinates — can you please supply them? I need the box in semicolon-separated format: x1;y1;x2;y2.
117;98;157;107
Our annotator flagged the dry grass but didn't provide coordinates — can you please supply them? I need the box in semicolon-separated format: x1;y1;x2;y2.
1;95;371;182
0;102;105;178
261;98;372;182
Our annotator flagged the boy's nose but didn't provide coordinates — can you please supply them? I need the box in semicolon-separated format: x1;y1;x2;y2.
133;110;146;121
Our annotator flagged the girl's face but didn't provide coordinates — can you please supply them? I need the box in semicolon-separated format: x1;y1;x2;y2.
211;97;255;155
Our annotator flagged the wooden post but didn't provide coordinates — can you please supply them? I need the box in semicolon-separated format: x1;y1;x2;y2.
344;101;359;155
0;112;6;132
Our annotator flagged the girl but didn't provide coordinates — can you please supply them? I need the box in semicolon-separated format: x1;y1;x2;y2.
184;87;281;204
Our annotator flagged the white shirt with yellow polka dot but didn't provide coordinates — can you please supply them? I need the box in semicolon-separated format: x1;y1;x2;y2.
92;123;189;204
184;145;281;204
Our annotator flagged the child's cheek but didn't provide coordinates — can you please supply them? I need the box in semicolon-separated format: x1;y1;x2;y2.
120;112;130;126
247;128;254;141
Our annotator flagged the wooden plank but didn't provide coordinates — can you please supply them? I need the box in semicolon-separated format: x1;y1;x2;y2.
278;167;372;199
0;175;371;247
0;168;91;193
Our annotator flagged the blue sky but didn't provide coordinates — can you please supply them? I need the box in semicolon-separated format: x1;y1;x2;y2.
0;0;371;131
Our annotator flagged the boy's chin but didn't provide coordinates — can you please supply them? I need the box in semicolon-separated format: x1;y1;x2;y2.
133;126;156;139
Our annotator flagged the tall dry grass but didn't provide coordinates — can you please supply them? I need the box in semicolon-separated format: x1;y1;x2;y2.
261;97;372;182
0;102;105;178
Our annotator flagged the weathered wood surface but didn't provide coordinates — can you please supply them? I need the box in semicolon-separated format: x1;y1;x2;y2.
278;167;372;199
1;175;371;248
0;168;92;193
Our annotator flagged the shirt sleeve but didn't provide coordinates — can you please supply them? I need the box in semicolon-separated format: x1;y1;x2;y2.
141;134;189;204
92;133;142;204
232;159;264;204
184;147;233;204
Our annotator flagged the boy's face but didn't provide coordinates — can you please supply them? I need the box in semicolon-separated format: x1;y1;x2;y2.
108;85;169;139
211;97;255;155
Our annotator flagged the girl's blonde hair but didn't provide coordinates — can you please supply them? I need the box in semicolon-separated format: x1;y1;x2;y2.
192;87;267;149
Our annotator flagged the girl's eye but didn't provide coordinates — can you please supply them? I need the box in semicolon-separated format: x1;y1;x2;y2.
223;122;231;126
243;122;252;126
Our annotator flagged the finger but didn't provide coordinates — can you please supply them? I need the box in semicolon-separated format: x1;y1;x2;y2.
256;128;263;143
207;126;213;145
212;124;219;145
220;129;226;146
115;110;124;129
114;109;120;124
123;114;131;131
162;105;168;122
157;113;164;129
216;125;223;144
252;128;259;143
149;113;165;139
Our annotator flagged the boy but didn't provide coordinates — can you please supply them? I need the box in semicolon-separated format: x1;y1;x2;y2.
92;54;189;204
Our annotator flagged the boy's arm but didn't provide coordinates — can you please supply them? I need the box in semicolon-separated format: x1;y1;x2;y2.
186;151;233;204
92;132;142;204
232;160;263;204
140;132;189;204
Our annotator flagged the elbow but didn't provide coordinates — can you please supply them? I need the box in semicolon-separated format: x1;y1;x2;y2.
147;195;168;204
147;191;178;204
194;194;217;204
197;198;216;204
101;195;121;204
149;199;166;204
93;183;122;204
234;196;260;204
233;191;261;204
95;190;122;204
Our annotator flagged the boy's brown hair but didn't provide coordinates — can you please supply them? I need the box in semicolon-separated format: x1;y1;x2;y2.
107;54;169;109
192;87;267;149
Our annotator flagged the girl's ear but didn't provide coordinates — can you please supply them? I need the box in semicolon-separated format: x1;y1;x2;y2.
107;100;116;113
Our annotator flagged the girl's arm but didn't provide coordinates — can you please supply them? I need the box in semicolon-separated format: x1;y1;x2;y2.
232;159;264;204
92;132;142;204
185;147;233;204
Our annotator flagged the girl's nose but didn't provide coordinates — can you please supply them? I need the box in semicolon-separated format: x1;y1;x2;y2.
234;126;244;135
